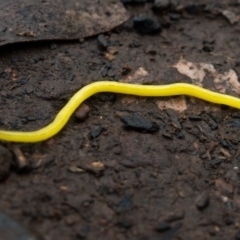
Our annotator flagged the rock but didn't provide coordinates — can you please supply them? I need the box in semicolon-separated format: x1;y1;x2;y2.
101;62;112;77
75;104;90;121
195;192;209;210
225;170;238;182
90;127;105;139
90;161;105;172
202;44;214;52
97;34;108;49
0;145;12;181
188;114;202;121
164;210;185;222
128;39;141;48
215;179;234;197
120;114;159;132
0;212;43;240
133;17;162;35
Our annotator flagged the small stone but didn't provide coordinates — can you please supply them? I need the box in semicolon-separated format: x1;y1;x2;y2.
1;27;7;32
195;192;209;210
162;132;173;139
208;159;222;168
91;161;105;171
129;39;141;48
215;179;234;196
97;34;108;49
133;17;162;35
107;46;118;55
202;45;214;52
105;52;115;61
155;221;171;232
225;170;238;182
83;161;105;175
120;115;159;133
26;115;37;121
101;62;112;77
0;145;12;181
90;127;105;139
11;145;29;170
75;104;90;121
164;210;185;222
188;114;202;121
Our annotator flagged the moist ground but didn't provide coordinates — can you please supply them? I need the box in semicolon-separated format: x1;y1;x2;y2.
1;1;240;240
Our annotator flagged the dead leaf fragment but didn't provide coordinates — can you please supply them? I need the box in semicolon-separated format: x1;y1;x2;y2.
157;96;187;112
0;0;129;46
221;10;239;25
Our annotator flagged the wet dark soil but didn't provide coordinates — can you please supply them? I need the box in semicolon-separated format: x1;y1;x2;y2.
1;1;240;240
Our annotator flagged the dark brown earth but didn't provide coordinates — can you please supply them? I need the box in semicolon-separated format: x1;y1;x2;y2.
1;1;240;240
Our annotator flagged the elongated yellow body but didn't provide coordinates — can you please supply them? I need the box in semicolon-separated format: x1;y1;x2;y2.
0;81;240;142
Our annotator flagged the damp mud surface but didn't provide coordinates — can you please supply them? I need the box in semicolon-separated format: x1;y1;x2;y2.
1;1;240;240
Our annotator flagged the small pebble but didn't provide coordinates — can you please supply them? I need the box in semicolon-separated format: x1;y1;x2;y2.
101;62;112;77
215;179;234;196
27;115;37;121
120;114;159;132
164;210;185;222
195;192;209;210
202;45;214;52
188;114;202;121
129;39;141;48
225;170;238;182
97;34;108;49
116;220;132;229
1;27;7;32
90;127;105;139
133;17;162;35
75;104;90;121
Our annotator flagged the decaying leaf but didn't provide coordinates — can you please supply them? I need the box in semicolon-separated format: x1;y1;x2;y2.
0;0;129;46
174;58;239;94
